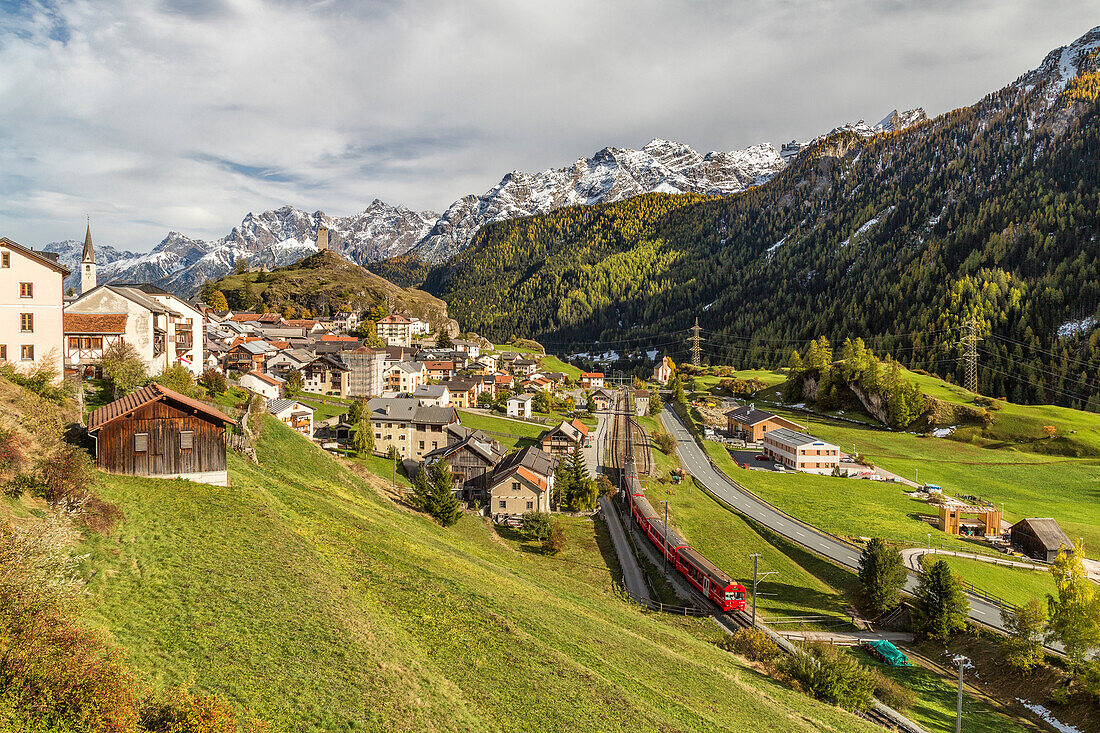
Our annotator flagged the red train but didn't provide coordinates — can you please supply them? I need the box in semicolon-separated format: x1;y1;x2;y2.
625;470;747;612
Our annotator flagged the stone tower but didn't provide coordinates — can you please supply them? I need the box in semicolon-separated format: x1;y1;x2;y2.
81;221;97;294
316;225;329;251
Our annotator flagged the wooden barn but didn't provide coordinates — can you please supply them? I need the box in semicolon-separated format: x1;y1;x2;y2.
87;383;234;486
1009;518;1075;562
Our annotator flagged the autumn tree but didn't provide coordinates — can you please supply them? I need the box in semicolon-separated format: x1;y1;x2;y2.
1046;544;1100;667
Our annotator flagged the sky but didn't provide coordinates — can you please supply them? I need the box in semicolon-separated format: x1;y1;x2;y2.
0;0;1095;253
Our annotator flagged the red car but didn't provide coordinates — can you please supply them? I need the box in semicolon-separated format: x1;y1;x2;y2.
754;454;768;461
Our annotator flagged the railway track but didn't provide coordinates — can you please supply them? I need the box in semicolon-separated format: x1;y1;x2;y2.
607;389;652;474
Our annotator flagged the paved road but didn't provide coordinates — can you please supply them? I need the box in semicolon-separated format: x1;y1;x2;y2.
599;495;651;603
659;407;1038;646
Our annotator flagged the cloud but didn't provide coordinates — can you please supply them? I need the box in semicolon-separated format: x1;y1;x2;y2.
0;0;1094;251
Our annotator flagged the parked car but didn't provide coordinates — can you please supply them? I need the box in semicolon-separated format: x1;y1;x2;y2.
773;463;784;471
754;454;768;461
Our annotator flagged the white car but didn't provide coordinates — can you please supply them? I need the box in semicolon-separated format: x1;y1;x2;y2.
773;463;784;471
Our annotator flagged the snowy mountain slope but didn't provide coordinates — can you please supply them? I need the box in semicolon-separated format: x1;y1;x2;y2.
412;138;786;261
42;239;143;293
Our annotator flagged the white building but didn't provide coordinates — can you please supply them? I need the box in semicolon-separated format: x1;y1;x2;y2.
0;237;68;380
506;393;534;418
761;428;841;475
65;283;204;377
413;384;450;407
240;370;284;400
409;317;431;336
383;360;425;394
267;397;314;438
332;311;359;333
376;314;413;347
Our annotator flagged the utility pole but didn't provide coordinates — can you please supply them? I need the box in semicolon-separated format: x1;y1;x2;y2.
688;318;705;368
749;553;778;627
954;656;966;733
961;315;980;393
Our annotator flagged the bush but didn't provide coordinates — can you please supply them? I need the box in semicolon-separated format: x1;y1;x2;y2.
543;524;566;555
101;341;148;398
718;628;779;664
198;369;227;396
0;354;69;402
653;430;676;454
520;511;553;542
157;365;196;397
777;642;876;712
34;443;97;507
869;669;915;712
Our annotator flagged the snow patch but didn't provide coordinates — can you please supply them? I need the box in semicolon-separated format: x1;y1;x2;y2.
1057;315;1098;338
931;426;957;438
1016;699;1081;733
646;349;658;361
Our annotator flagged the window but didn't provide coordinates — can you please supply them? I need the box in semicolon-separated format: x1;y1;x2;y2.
180;430;194;450
526;501;533;510
499;499;506;509
20;345;33;361
419;441;424;450
134;433;148;452
1;252;8;267
19;282;32;298
20;313;33;332
68;337;80;349
0;345;5;361
431;441;438;450
512;481;520;491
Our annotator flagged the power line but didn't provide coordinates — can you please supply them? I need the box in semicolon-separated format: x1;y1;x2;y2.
986;331;1099;371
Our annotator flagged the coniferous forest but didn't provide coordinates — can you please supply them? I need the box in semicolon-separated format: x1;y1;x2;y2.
426;57;1100;409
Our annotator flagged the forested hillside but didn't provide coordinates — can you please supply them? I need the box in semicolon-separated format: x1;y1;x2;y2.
427;28;1100;408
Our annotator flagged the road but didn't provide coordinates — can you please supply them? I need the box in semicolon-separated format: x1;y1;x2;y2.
599;495;651;603
659;407;1043;646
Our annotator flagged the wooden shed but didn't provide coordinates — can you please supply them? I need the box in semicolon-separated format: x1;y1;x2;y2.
87;382;234;486
1009;518;1075;562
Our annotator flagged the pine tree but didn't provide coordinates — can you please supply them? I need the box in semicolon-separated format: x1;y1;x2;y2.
410;465;433;510
428;460;462;527
351;419;373;457
857;538;906;614
912;559;970;641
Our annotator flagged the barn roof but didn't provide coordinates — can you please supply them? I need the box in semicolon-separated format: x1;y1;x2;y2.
1011;518;1075;553
87;383;234;433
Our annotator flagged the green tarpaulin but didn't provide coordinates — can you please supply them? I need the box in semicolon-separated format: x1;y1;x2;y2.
863;640;910;667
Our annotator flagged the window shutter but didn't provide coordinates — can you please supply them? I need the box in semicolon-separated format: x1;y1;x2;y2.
135;433;148;452
180;430;194;450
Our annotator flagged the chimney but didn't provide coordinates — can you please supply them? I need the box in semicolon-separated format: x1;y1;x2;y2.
316;225;329;251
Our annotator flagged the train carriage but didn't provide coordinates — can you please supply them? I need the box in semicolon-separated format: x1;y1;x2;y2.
676;547;747;612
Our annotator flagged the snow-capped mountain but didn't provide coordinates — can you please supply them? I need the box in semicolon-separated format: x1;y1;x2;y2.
42;239;143;293
43;110;928;295
780;108;928;161
414;138;786;261
1011;24;1100;120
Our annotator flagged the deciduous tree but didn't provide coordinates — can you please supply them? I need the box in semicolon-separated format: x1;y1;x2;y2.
1046;544;1100;667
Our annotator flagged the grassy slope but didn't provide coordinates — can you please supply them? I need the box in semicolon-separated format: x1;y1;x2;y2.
455;409;546;450
81;418;880;733
539;355;582;380
937;556;1057;606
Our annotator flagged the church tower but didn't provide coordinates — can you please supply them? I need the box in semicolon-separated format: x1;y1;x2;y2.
80;221;97;294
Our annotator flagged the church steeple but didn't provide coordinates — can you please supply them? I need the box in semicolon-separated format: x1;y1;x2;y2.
82;220;94;264
80;218;97;294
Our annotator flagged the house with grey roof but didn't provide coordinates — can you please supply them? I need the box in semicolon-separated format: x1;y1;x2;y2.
367;397;459;460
